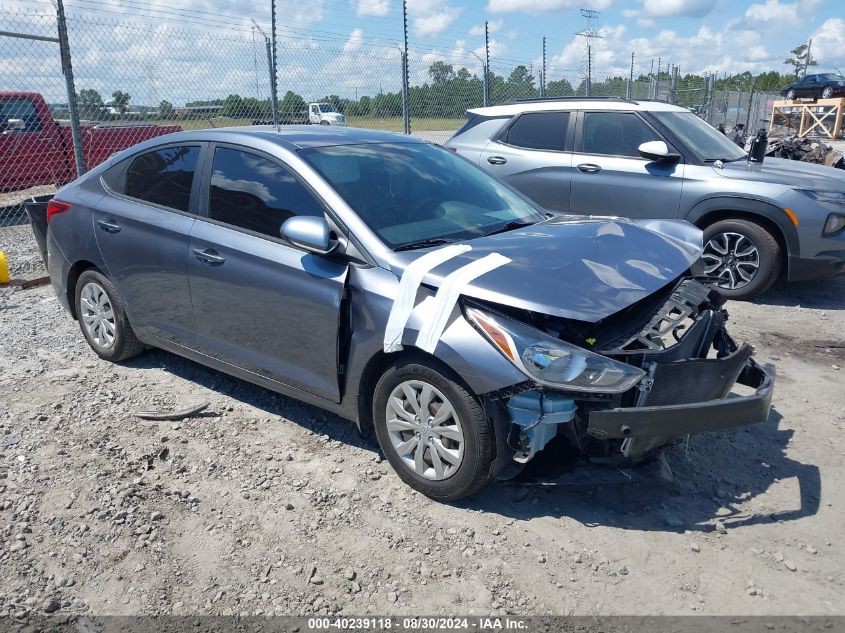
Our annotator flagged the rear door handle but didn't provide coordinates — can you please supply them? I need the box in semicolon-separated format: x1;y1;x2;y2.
193;248;225;266
97;219;121;233
487;156;508;165
577;163;602;173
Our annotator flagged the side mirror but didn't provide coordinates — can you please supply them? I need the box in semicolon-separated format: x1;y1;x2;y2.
280;215;336;255
638;140;680;162
3;118;25;132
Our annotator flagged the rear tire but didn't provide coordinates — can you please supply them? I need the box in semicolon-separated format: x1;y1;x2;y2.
373;357;494;501
786;88;796;100
75;269;145;362
701;219;781;300
822;86;833;99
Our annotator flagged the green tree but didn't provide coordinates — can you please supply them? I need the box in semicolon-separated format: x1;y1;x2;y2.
279;90;307;116
77;88;103;118
546;78;574;97
110;91;130;114
784;43;817;79
428;61;456;85
158;100;173;118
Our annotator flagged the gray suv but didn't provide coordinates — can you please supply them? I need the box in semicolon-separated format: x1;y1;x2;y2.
447;97;845;299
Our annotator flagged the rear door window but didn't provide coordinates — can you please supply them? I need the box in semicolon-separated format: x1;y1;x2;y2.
581;111;661;158
123;146;200;212
207;147;324;239
502;111;570;151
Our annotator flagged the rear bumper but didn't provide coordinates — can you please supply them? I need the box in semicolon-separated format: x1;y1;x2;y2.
587;357;775;440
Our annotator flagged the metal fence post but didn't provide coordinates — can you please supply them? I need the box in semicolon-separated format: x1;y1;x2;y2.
270;0;279;125
585;45;591;96
540;36;546;99
55;0;85;177
484;21;490;106
401;0;410;134
263;37;277;124
627;52;633;100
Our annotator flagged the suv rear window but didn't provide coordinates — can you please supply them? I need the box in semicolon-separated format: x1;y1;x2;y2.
503;112;570;152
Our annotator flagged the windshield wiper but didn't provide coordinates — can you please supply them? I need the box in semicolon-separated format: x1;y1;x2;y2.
394;237;457;252
483;219;537;237
705;156;746;163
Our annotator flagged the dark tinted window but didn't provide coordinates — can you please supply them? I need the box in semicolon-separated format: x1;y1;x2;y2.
124;146;199;212
0;97;42;132
209;147;324;238
505;112;570;151
582;112;661;157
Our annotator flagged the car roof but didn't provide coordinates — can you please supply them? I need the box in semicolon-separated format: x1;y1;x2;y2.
145;125;426;150
467;98;691;117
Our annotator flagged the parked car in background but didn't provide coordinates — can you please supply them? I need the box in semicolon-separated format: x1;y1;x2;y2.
781;73;845;100
447;97;845;300
39;126;774;501
0;91;181;192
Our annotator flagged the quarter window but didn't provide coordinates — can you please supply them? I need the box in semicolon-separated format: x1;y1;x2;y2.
0;97;42;132
208;147;324;238
504;112;570;151
582;112;661;158
124;146;199;212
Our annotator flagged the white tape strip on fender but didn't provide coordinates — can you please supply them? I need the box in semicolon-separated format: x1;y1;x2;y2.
383;244;472;353
415;252;511;354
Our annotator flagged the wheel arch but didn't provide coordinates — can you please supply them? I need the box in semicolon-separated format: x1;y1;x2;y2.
65;260;103;320
688;197;799;274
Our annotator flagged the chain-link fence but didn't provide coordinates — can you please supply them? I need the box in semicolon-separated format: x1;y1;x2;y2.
0;4;790;228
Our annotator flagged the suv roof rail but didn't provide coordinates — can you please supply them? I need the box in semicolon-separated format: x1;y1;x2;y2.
502;96;639;105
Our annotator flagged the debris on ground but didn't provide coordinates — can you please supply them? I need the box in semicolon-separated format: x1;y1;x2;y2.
132;401;210;421
766;136;845;169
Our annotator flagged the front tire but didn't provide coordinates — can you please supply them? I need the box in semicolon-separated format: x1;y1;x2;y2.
701;219;781;300
75;270;144;362
373;357;494;501
786;88;796;100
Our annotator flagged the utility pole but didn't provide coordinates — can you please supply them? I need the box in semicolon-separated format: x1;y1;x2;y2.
401;0;410;134
803;38;813;78
541;36;546;98
627;51;634;99
252;20;276;124
55;0;85;177
484;20;490;106
576;9;601;98
270;0;278;126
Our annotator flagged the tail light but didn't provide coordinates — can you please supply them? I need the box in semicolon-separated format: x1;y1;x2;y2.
46;199;71;223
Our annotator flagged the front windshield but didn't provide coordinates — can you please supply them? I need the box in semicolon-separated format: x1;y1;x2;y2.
318;104;336;113
301;142;544;249
651;111;747;162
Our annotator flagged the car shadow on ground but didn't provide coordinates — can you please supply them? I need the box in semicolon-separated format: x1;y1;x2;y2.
465;407;821;534
127;352;820;535
753;276;845;310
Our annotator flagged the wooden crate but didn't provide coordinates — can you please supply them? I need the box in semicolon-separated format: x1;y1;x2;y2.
769;98;844;139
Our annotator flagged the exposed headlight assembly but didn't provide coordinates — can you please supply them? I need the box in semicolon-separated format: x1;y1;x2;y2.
465;306;645;393
797;189;845;204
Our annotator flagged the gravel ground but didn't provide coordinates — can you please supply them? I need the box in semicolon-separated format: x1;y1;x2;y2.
0;225;844;620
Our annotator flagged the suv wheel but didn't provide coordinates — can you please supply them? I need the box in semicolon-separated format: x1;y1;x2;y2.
373;357;494;501
786;88;796;99
701;219;781;300
822;86;833;99
75;269;145;362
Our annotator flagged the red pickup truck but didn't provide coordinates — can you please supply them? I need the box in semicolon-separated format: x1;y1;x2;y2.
1;91;181;192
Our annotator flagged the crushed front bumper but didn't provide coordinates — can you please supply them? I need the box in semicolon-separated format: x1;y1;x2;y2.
587;354;775;441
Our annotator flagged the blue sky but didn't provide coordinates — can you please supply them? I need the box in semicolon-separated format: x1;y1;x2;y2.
3;0;844;104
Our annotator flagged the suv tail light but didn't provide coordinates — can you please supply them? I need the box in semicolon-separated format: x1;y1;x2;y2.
46;199;71;223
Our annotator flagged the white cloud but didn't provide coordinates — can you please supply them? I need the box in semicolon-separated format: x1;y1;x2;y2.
640;0;716;18
342;28;364;52
810;18;845;69
487;0;611;14
469;18;502;36
745;0;799;22
355;0;391;17
407;0;462;36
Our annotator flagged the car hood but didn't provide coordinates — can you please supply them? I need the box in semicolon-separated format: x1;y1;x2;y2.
388;216;703;323
716;157;845;190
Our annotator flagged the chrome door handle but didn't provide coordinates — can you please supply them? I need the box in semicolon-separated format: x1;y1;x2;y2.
487;156;508;165
193;248;225;265
97;219;121;233
577;163;602;173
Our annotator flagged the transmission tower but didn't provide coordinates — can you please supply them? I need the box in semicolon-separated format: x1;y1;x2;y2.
576;9;602;96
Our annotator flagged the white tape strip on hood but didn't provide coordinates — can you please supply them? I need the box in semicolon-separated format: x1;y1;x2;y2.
383;244;472;353
415;252;511;354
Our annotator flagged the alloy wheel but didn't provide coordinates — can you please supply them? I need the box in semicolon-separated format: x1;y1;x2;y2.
822;87;833;99
79;281;116;349
384;380;464;481
702;231;760;290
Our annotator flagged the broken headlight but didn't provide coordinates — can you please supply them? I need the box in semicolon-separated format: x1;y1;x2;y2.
465;306;645;393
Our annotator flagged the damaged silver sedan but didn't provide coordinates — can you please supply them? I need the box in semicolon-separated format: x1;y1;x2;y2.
44;126;775;501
